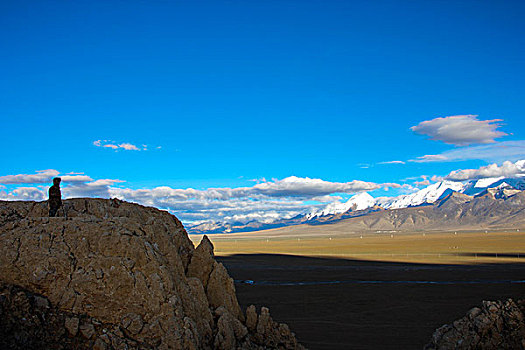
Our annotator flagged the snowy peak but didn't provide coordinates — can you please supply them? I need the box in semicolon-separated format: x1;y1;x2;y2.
343;192;376;211
384;181;465;209
307;192;375;219
307;178;525;220
463;177;525;195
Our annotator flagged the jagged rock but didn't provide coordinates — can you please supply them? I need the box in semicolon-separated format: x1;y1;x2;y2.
0;199;303;349
187;235;215;288
34;295;50;309
425;298;525;349
207;261;244;321
93;338;108;350
214;312;237;349
121;312;144;335
256;307;272;336
79;322;95;339
246;304;258;332
216;306;248;339
186;277;214;343
65;317;80;336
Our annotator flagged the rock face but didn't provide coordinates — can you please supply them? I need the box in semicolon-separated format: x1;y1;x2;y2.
0;199;304;349
425;299;525;350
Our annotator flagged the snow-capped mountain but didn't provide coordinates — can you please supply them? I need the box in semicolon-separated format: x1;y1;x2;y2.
188;176;525;234
382;181;465;209
306;192;376;219
307;181;465;219
462;176;525;195
305;177;525;220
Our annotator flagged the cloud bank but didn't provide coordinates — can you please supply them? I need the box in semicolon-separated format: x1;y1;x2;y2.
0;170;92;184
411;115;507;146
2;161;523;226
0;171;398;225
445;160;525;181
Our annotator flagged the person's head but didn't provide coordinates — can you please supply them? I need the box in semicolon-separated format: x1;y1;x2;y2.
53;177;61;186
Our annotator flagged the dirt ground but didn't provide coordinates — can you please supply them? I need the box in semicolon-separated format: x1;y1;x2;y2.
192;230;525;265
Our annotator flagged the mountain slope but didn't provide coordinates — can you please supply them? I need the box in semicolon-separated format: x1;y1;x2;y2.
188;178;525;234
322;190;525;232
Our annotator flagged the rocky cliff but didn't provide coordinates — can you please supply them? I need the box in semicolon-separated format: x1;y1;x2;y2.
425;299;525;349
0;198;303;349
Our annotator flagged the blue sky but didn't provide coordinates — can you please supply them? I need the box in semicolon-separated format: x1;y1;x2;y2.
1;0;525;224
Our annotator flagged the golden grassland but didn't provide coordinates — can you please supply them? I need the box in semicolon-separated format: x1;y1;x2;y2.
190;228;525;264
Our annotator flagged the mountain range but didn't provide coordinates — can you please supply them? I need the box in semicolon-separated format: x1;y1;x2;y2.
188;177;525;234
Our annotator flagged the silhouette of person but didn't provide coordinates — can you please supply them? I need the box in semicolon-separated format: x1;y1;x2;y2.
48;177;62;217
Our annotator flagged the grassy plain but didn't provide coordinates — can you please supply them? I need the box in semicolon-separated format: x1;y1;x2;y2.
190;227;525;264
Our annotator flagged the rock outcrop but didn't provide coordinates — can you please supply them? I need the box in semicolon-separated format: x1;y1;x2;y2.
0;199;303;349
425;299;525;349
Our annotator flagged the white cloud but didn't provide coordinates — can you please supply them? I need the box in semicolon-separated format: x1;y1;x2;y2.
250;176;381;197
0;187;46;201
411;115;507;146
444;160;525;181
412;154;448;162
61;175;94;182
63;179;125;198
0;170;93;185
93;140;148;151
411;140;525;163
118;143;140;151
0;169;59;184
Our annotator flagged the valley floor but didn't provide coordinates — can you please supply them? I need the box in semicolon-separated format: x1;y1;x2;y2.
217;255;525;350
191;229;525;265
190;229;525;349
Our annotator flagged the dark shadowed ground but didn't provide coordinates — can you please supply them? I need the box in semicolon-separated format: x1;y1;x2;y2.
217;254;525;350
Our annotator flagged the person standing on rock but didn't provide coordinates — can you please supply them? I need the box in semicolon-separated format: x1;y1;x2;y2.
48;177;62;217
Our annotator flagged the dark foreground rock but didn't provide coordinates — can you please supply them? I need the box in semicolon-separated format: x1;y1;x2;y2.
425;299;525;350
0;199;304;349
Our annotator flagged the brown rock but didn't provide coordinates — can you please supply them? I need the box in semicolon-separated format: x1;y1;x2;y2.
0;199;303;350
121;313;144;335
79;322;95;339
65;316;79;336
246;304;258;332
214;311;237;350
33;295;49;309
186;235;215;288
215;306;248;340
186;277;214;343
425;298;525;349
256;307;272;336
206;262;244;321
93;337;108;350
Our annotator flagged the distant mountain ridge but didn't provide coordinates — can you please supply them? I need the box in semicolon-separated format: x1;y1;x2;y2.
188;177;525;234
